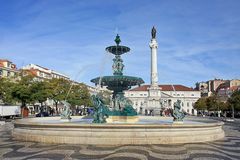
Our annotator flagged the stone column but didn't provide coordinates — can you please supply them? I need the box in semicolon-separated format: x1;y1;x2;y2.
149;38;158;87
146;27;161;111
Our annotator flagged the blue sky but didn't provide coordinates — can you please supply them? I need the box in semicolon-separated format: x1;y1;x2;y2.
0;0;239;87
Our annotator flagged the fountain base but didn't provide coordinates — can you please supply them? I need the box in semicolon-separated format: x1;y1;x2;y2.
12;116;225;145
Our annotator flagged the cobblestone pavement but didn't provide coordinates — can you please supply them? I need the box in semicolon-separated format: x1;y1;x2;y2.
0;120;240;160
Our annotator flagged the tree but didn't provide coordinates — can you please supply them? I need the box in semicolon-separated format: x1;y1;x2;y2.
67;83;92;108
47;78;70;113
11;75;34;108
193;97;207;112
206;95;218;111
228;90;240;111
30;81;50;107
0;78;16;105
218;101;229;112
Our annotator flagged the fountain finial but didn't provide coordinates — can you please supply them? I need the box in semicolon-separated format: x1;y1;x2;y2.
115;34;121;45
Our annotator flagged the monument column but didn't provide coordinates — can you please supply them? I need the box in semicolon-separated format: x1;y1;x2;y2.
149;27;158;87
146;26;161;112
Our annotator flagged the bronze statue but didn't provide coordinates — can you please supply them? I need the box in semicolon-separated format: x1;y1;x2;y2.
151;26;156;39
172;100;185;121
60;101;72;120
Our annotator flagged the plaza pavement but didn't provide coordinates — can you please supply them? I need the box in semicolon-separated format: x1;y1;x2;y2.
0;118;240;160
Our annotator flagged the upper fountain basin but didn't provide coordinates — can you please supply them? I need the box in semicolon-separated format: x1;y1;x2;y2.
91;75;144;91
106;45;130;55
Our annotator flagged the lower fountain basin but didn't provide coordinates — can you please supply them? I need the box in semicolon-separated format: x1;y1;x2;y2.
12;116;224;145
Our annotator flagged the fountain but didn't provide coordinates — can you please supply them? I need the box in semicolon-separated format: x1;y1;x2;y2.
12;33;225;145
91;34;144;123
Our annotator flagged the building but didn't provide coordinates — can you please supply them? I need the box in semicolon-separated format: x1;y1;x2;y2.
125;85;200;115
196;79;240;97
216;79;240;101
195;81;209;96
0;59;18;79
21;64;70;81
125;27;200;115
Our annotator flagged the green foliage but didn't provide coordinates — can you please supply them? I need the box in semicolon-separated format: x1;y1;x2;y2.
30;81;50;106
193;97;207;111
1;76;92;111
218;101;229;111
228;90;240;111
0;78;16;104
67;83;92;107
194;95;230;112
11;75;34;107
206;95;218;111
47;78;70;110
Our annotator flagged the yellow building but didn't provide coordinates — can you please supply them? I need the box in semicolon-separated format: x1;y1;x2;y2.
230;79;240;87
0;59;18;79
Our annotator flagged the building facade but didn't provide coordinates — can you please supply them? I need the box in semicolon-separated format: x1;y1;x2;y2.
0;59;18;79
21;64;70;81
196;79;240;97
125;85;200;115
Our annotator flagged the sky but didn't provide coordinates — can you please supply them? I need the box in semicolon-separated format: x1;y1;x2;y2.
0;0;239;88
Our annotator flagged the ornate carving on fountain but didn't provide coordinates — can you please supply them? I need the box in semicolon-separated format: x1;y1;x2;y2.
172;99;185;122
91;94;138;123
60;101;72;120
91;95;110;123
112;55;124;76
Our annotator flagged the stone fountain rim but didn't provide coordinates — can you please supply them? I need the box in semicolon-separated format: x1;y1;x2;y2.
12;116;225;145
14;117;224;129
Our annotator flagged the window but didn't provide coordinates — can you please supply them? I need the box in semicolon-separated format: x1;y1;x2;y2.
7;62;11;68
131;94;134;96
140;94;143;96
182;102;184;107
191;94;194;96
0;70;2;75
177;94;180;96
187;102;189;107
7;71;10;77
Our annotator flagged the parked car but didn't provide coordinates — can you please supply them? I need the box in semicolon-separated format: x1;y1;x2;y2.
36;112;49;117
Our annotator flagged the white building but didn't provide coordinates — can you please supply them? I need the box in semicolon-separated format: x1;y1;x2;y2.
125;84;200;115
22;64;70;81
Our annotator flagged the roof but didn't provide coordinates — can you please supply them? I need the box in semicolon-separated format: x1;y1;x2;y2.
0;59;12;63
129;84;196;91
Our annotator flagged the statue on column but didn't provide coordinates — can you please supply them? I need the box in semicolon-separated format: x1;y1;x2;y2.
151;26;156;39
